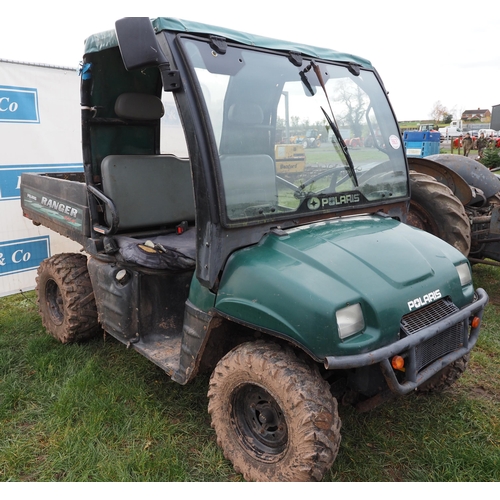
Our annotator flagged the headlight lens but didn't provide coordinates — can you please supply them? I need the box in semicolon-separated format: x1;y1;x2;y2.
456;262;472;286
336;303;365;339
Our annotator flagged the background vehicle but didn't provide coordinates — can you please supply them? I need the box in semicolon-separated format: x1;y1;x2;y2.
477;128;497;138
418;124;438;132
291;128;322;148
407;153;500;265
20;17;487;481
274;143;306;175
439;119;463;139
439;123;463;139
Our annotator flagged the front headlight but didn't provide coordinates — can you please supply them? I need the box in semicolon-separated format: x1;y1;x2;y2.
456;262;472;286
336;303;365;339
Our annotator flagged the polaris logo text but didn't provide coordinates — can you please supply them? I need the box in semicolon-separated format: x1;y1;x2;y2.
408;289;442;311
307;193;361;210
41;196;78;218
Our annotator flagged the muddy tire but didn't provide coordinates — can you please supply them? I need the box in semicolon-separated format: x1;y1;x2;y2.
417;354;469;393
36;253;100;343
208;340;341;482
408;172;471;256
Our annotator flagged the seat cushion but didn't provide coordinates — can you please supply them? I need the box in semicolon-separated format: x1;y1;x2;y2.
115;229;196;271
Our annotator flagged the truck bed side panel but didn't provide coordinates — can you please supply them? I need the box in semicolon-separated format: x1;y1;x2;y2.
20;172;90;244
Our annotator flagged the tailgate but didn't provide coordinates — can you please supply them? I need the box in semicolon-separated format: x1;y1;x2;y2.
20;172;90;242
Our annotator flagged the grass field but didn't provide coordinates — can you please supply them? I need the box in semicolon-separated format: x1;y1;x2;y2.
0;264;499;482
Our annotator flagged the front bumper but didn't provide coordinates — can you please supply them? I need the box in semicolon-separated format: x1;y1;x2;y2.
324;288;489;395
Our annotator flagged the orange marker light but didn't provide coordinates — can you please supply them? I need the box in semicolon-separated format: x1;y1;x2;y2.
471;316;481;329
391;355;405;371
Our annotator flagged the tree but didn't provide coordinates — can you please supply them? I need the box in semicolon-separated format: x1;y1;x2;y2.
290;116;301;129
430;101;451;122
333;81;367;138
481;149;500;169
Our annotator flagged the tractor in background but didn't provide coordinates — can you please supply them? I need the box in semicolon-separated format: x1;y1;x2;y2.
408;154;500;265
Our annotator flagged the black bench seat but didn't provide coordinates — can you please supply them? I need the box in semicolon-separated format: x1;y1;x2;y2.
115;228;196;271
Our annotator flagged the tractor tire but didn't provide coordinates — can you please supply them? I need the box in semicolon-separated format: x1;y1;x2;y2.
416;354;469;393
408;172;471;256
36;253;100;343
208;340;341;482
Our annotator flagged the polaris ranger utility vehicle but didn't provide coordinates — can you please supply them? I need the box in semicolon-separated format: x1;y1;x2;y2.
20;17;488;482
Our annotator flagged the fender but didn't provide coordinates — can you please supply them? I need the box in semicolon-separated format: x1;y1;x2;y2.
425;154;500;200
408;156;473;205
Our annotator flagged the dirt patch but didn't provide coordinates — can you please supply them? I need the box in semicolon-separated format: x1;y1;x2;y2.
468;385;500;403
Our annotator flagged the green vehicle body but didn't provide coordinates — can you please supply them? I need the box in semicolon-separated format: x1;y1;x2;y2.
215;216;474;359
20;17;488;481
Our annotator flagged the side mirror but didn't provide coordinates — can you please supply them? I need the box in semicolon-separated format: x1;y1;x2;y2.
115;17;167;70
115;17;181;91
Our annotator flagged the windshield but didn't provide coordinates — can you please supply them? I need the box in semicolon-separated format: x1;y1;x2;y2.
181;38;408;223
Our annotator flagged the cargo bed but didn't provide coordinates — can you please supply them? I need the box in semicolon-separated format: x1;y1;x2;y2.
21;172;90;245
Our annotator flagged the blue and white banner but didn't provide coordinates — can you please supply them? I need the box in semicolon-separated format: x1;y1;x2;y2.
0;60;83;297
0;163;83;201
0;85;39;123
0;236;50;277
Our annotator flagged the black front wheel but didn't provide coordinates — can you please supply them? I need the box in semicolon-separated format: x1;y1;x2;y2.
208;340;341;482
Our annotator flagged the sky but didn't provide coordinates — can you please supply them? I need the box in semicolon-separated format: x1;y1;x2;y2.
1;0;498;122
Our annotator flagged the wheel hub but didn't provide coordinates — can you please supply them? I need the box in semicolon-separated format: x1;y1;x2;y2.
45;279;64;326
232;384;288;457
256;406;276;426
408;201;439;234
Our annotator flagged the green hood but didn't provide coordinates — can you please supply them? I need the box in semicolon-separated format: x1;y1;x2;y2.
215;215;473;359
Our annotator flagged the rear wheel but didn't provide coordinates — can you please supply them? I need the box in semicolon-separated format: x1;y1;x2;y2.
408;172;471;256
208;340;341;482
36;253;100;343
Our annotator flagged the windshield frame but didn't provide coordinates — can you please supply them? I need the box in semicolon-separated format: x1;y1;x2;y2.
176;34;410;229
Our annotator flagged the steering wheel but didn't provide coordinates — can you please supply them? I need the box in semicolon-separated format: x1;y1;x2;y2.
277;166;349;199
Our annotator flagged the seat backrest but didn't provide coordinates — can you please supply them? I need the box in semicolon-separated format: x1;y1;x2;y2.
101;155;195;232
220;103;270;155
219;154;277;212
114;93;164;121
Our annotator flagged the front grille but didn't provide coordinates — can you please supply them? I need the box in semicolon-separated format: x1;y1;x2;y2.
401;298;458;334
401;298;466;371
415;322;465;370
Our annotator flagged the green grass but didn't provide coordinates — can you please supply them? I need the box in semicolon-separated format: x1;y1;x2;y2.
1;264;499;482
0;294;237;482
